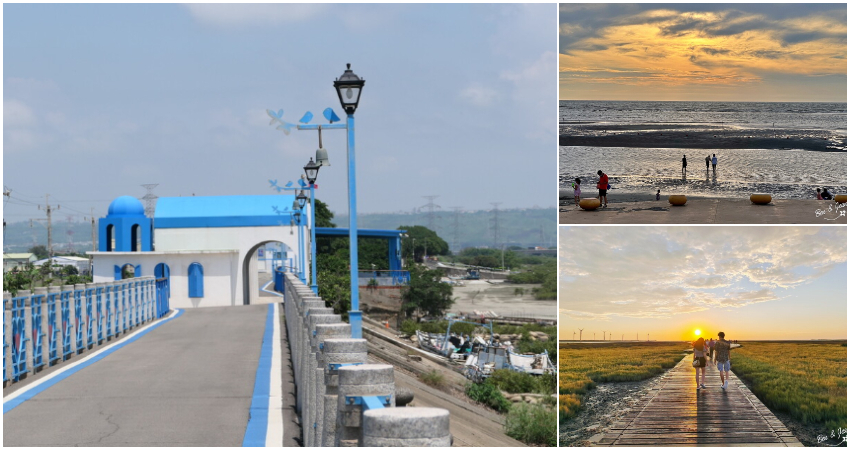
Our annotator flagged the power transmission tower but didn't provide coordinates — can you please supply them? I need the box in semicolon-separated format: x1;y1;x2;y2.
35;194;59;259
141;184;159;218
490;202;502;248
449;206;462;253
65;216;75;254
419;196;441;232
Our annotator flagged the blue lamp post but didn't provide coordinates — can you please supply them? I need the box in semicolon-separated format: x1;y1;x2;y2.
332;64;365;339
291;202;305;284
303;159;321;295
269;63;365;339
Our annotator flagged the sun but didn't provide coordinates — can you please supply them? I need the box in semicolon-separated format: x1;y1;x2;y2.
695;329;702;336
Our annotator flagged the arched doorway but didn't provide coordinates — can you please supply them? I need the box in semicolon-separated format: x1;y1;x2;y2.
242;241;292;305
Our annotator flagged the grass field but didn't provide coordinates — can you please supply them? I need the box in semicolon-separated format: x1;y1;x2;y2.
732;342;847;431
558;342;687;420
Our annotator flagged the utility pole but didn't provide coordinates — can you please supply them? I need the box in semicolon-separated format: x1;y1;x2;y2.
88;208;97;275
37;194;59;259
450;206;462;253
490;202;502;248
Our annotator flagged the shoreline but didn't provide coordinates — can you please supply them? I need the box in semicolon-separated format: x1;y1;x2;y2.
559;128;846;152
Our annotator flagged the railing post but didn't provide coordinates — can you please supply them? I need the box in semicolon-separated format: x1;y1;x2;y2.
84;284;95;349
11;290;31;381
362;408;452;447
61;285;73;360
73;284;85;353
305;312;341;447
95;285;104;344
47;286;60;366
320;338;368;446
3;292;11;385
336;364;395;447
312;323;351;447
32;287;47;373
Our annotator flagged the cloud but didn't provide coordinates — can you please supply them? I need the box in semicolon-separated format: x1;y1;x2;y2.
559;4;847;98
459;84;498;107
559;227;846;320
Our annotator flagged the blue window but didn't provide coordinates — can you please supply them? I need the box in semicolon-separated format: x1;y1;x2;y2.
188;263;204;298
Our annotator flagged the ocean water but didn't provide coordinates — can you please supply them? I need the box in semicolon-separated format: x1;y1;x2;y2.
559;101;848;199
560;101;847;135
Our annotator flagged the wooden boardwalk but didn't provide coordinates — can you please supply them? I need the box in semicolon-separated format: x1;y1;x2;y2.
598;356;802;446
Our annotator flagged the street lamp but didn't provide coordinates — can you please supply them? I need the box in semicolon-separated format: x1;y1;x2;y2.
304;158;320;184
334;64;365;115
302;158;320;295
292;201;306;284
332;63;366;339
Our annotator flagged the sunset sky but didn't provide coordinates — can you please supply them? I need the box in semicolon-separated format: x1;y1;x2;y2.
559;227;847;341
559;4;847;101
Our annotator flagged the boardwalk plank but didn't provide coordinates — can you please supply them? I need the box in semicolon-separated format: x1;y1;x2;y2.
597;356;801;446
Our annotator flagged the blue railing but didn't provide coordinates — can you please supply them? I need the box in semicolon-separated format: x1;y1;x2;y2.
273;266;286;293
358;270;410;287
3;277;169;385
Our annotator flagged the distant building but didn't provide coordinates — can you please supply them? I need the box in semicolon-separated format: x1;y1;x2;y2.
3;253;36;272
33;256;91;275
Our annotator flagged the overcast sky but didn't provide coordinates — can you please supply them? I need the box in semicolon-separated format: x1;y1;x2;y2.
559;226;847;341
4;3;556;224
559;4;847;101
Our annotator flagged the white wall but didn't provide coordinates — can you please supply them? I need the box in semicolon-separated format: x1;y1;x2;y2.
90;250;239;308
154;225;309;305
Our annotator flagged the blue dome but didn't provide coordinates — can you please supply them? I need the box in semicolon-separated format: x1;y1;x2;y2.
107;196;145;217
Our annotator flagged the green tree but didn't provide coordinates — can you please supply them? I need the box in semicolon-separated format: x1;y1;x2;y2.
28;245;48;260
401;264;454;318
398;225;449;262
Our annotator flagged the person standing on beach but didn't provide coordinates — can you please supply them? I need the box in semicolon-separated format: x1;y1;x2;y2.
682;155;687;175
705;155;710;171
573;178;581;207
693;337;707;390
596;170;609;208
712;154;718;173
715;331;732;390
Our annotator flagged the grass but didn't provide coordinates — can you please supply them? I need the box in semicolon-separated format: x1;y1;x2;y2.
489;369;557;395
558;342;687;420
466;380;512;413
732;342;847;431
504;403;558;447
419;370;446;389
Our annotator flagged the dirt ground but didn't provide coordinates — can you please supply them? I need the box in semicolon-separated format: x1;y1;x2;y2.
448;280;556;321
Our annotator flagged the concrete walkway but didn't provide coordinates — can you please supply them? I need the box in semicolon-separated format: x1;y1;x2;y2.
3;305;277;446
560;199;847;224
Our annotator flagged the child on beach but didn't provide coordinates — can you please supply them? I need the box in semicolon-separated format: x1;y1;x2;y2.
817;188;823;200
656;190;661;200
573;178;581;207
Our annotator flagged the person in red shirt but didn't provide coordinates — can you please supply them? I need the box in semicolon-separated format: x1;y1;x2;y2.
597;170;609;208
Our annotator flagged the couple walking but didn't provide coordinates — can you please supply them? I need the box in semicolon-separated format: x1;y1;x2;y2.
693;331;732;391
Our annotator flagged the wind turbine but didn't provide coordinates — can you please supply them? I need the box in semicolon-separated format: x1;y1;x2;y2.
579;329;584;341
573;331;576;340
